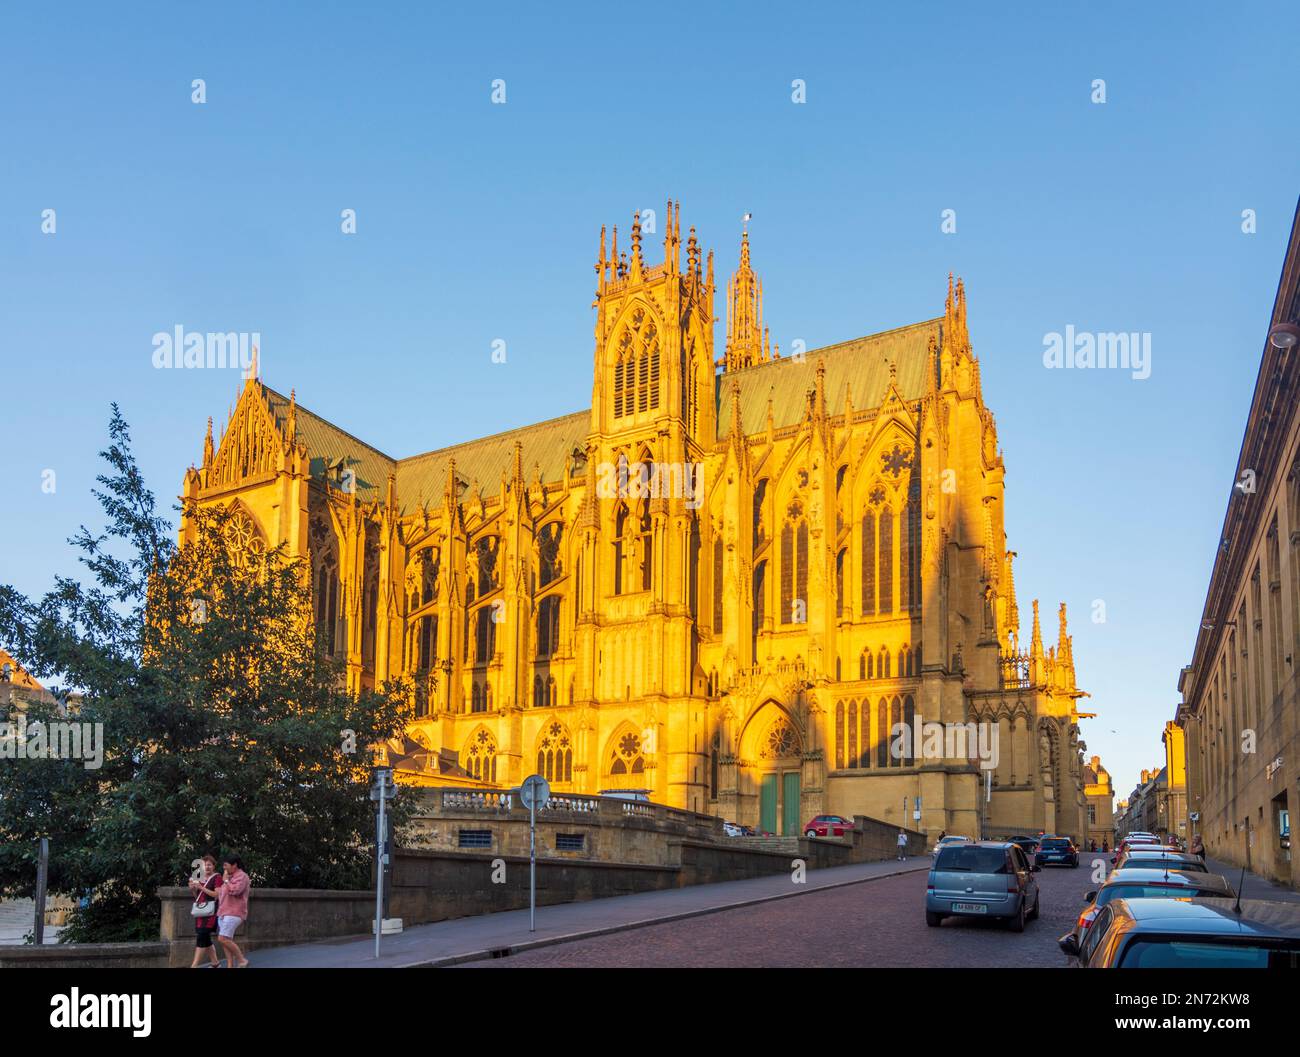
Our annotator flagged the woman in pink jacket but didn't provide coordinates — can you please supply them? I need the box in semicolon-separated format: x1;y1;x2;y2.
215;853;251;968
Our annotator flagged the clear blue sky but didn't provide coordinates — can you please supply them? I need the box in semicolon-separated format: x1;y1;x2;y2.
2;1;1296;805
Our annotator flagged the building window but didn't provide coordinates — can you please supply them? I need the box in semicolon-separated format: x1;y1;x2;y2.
861;510;876;616
613;309;660;419
608;731;646;779
878;506;894;615
537;721;573;783
537;523;563;586
713;536;724;632
780;510;809;624
901;477;921;613
474;607;496;665
536;595;560;658
555;833;585;852
465;729;497;782
458;829;492;849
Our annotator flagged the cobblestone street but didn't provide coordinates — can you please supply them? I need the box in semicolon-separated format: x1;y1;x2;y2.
459;855;1108;968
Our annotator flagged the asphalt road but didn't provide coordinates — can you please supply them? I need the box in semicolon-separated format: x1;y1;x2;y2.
458;853;1113;968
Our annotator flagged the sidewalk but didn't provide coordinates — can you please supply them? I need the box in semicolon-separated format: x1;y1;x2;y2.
250;856;930;968
1203;856;1300;905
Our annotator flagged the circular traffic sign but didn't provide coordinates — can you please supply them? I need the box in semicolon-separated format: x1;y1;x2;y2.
520;774;550;811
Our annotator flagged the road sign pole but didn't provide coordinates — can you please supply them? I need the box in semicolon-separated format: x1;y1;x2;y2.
529;794;536;933
375;786;386;959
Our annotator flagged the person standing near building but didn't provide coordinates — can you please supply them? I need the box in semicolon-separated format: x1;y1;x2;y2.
897;829;909;861
188;854;223;968
215;853;251;968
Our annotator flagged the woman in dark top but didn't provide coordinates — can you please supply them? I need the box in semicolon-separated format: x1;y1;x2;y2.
188;854;224;968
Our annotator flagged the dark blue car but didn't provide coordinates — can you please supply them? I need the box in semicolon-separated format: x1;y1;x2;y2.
1035;836;1079;867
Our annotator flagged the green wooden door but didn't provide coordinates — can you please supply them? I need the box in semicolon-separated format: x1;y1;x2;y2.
760;773;778;834
782;771;801;835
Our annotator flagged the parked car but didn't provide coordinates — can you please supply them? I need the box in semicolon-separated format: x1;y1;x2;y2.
1007;836;1040;859
600;788;652;803
803;815;856;838
1068;867;1235;946
931;834;973;855
1035;836;1079;867
722;821;744;838
1059;897;1300;967
1112;849;1209;873
1110;835;1160;863
926;841;1040;932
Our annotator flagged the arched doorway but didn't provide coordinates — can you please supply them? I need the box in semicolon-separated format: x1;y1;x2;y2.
741;707;804;835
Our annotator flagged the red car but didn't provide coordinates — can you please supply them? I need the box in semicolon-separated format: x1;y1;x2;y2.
804;815;856;838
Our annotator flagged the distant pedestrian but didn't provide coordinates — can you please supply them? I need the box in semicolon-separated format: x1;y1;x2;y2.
897;829;908;861
188;854;222;968
215;853;251;968
1102;839;1109;852
1191;834;1204;859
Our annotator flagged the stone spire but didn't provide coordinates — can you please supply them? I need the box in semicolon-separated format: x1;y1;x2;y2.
628;210;644;280
202;417;214;468
1057;602;1075;683
1029;598;1045;686
1003;550;1019;642
512;440;525;494
723;228;771;371
443;457;462;532
729;378;746;459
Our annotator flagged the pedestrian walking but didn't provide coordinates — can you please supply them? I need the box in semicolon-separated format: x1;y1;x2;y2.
215;853;251;968
1191;834;1205;859
188;854;223;968
896;828;908;861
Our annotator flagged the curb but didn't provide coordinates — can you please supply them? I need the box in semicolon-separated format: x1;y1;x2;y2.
397;861;931;968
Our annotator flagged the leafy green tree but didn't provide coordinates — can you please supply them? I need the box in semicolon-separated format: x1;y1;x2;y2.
0;407;415;941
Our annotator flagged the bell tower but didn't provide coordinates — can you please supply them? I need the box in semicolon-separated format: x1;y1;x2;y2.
590;201;716;448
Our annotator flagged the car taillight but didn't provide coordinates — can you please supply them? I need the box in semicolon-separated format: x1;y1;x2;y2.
1076;908;1096;931
1007;873;1020;892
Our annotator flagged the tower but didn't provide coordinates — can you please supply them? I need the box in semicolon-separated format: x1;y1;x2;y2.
721;227;775;371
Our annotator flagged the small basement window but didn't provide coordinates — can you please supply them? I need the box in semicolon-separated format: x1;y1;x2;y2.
555;833;585;852
458;829;492;849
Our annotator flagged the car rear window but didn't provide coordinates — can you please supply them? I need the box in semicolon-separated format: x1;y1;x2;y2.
935;847;1009;872
1117;940;1300;969
1097;884;1217;906
1041;838;1071;848
1123;855;1207;872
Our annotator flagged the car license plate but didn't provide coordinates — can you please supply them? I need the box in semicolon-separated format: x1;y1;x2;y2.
952;902;986;914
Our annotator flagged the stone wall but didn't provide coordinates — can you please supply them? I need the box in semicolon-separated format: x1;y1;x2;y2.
140;795;925;965
0;941;170;969
158;886;375;967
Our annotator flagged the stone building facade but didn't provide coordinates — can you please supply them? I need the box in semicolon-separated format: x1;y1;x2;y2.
180;205;1094;842
1083;754;1114;848
1177;199;1300;888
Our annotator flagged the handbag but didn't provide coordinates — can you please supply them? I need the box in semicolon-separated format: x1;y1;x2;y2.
191;881;218;918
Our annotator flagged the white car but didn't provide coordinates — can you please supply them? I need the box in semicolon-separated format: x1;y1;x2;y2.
931;835;972;856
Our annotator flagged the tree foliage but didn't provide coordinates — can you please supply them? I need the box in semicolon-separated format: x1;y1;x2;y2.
0;407;415;941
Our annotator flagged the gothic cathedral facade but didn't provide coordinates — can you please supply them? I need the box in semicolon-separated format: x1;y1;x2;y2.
181;204;1093;842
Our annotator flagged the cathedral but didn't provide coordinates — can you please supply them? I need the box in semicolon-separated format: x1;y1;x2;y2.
180;203;1094;842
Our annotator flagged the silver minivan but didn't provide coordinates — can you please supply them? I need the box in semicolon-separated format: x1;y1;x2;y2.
926;840;1040;931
